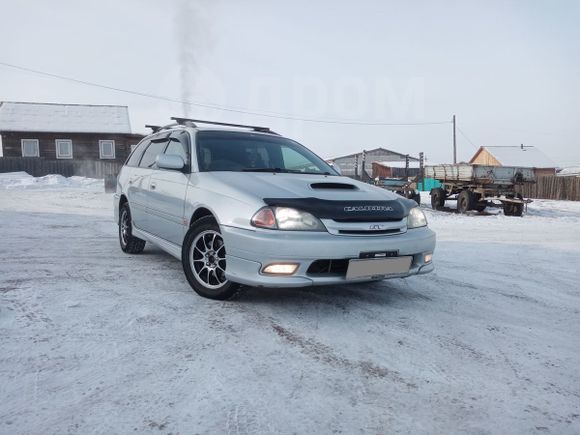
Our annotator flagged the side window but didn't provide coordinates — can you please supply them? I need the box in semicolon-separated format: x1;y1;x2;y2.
138;140;168;168
126;139;150;166
165;131;190;166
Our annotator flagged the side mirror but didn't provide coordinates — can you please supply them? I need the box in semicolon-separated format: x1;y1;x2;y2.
329;162;342;175
157;154;185;170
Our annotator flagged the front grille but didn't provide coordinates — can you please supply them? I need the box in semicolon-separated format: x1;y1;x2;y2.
307;259;349;276
338;228;402;236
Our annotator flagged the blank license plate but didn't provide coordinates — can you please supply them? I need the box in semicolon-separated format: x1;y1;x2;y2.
346;256;412;279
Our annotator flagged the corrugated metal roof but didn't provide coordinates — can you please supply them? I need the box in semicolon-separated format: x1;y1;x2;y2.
0;101;132;134
329;147;419;161
473;146;555;168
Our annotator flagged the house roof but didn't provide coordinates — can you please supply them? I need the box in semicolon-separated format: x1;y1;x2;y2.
329;147;420;161
557;166;580;177
470;146;556;168
0;101;132;134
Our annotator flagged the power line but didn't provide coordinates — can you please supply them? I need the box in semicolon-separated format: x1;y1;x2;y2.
0;60;452;126
457;126;479;149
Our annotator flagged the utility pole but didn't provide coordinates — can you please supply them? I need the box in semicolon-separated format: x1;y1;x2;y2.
419;152;425;189
452;114;457;164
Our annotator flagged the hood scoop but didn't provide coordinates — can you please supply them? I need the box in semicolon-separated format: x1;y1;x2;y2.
310;182;358;190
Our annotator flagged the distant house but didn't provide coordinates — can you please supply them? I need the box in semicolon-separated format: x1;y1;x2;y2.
469;145;556;177
371;160;420;179
557;166;580;177
328;147;420;180
0;101;143;177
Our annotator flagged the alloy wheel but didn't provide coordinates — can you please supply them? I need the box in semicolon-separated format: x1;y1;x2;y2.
189;230;228;289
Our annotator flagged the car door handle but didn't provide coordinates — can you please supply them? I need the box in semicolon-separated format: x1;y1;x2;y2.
150;183;157;190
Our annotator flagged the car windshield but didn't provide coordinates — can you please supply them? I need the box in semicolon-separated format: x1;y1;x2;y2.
196;130;337;175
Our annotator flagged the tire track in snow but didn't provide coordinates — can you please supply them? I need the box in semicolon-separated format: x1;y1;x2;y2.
270;322;417;389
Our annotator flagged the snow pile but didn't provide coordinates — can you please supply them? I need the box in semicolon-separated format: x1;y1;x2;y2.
0;171;104;190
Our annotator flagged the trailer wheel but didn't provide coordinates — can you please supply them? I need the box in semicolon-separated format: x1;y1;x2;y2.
503;196;514;216
430;188;446;210
503;202;513;216
410;191;421;205
458;190;475;214
512;194;524;217
473;194;487;212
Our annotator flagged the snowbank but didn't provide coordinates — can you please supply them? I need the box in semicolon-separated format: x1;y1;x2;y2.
0;171;104;191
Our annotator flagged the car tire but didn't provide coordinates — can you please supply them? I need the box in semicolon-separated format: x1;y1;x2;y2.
182;216;241;300
119;203;146;254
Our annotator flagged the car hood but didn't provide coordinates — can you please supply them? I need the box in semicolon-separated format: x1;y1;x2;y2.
204;172;399;201
200;172;417;221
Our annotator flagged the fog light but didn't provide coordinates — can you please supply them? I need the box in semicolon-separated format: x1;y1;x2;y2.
424;253;433;263
262;263;299;275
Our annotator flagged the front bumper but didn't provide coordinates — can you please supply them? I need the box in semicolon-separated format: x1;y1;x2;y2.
220;225;436;288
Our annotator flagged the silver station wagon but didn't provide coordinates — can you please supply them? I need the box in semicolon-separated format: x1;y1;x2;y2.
114;118;436;300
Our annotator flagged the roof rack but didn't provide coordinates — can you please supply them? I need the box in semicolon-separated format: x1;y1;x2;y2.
171;117;277;134
144;122;184;133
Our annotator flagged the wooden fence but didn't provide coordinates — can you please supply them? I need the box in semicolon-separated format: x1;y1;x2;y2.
516;176;580;201
0;157;123;179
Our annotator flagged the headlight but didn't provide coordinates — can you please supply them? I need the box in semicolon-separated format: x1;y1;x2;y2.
251;207;326;231
407;207;427;228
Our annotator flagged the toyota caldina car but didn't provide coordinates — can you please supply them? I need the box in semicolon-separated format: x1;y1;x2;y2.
114;118;435;299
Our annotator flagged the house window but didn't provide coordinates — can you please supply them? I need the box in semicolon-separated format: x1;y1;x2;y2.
99;140;116;159
21;139;40;157
55;139;73;159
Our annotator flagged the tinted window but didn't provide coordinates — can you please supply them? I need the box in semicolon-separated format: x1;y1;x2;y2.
165;131;190;166
196;131;336;175
126;139;150;166
139;140;168;168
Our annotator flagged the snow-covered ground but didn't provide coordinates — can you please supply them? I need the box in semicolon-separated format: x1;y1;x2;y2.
0;171;103;191
1;176;579;434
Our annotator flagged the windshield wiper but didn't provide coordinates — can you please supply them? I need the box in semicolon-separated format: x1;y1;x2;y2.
295;171;333;175
241;168;334;175
242;167;289;173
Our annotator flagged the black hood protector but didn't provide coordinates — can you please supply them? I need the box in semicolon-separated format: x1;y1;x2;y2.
263;197;417;222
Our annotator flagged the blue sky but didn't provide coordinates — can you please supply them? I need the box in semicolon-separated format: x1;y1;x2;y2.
1;0;579;165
